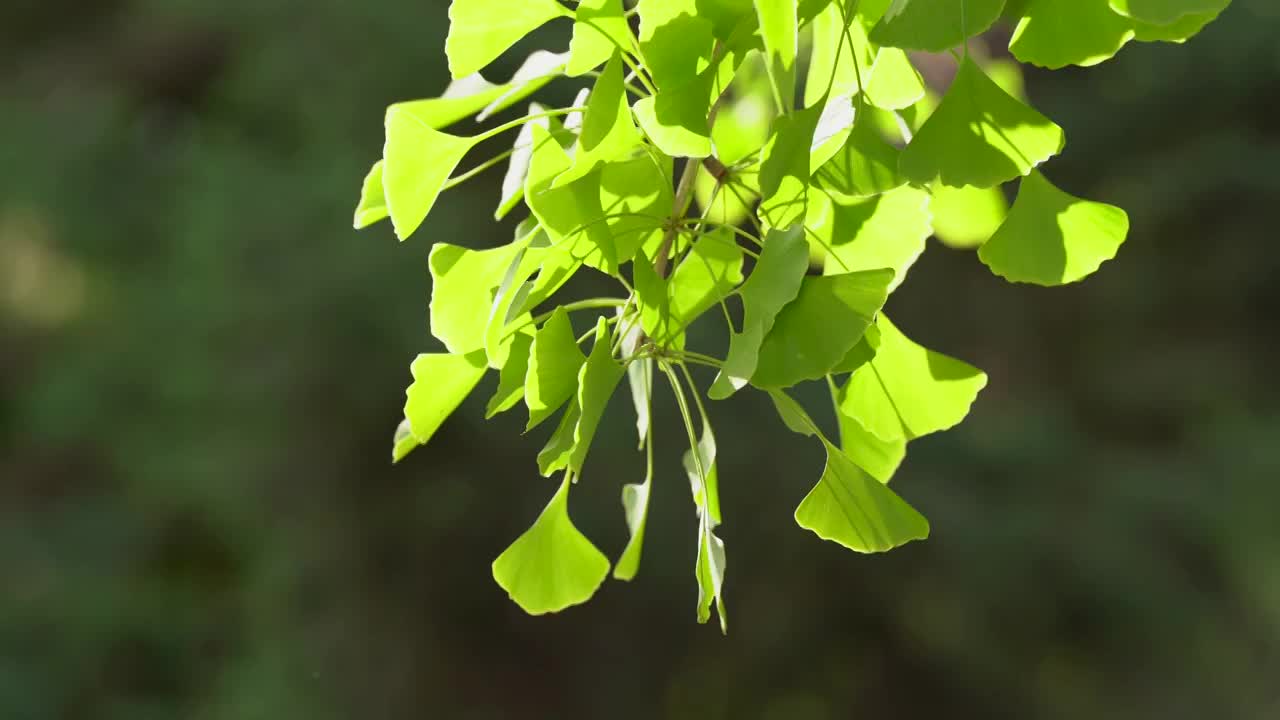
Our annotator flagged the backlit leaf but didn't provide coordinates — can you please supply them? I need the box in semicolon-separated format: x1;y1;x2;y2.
1109;0;1230;26
486;330;534;418
816;110;906;199
870;0;1007;52
865;47;926;110
634;72;718;158
556;55;645;187
841;314;987;442
353;160;388;229
930;184;1008;249
429;241;525;355
810;185;931;290
979;170;1129;286
1009;0;1135;69
899;56;1064;188
758;103;823;228
568;319;626;474
446;0;568;78
382;105;477;240
568;0;634;77
524;308;587;431
492;477;611;614
636;232;745;345
755;0;800;110
614;466;653;581
400;350;488;458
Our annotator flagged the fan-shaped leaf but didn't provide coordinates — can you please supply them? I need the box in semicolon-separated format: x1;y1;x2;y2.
525;308;587;431
400;351;488;459
568;0;633;76
870;0;1007;52
930;184;1008;249
382;105;478;240
1109;0;1230;26
810;185;931;290
1009;0;1135;69
429;242;525;355
446;0;568;78
353;160;388;229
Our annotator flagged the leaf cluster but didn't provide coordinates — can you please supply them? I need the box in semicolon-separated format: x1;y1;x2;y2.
354;0;1229;628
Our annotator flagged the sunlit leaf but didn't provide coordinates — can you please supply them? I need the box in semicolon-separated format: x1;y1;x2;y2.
382;105;477;240
636;232;745;345
758;103;823;228
816;110;905;199
429;241;525;355
446;0;568;78
755;0;800;110
865;47;926;110
1131;8;1224;42
711;226;809;398
353;160;389;229
930;183;1008;249
979;170;1129;286
487;330;534;418
841;314;987;442
899;56;1064;188
568;0;634;76
557;55;644;186
695;521;728;631
524;307;587;431
568;319;626;474
399;350;488;459
614;466;653;581
1009;0;1136;69
810;185;931;290
753;269;894;388
637;1;716;90
537;399;582;477
492;477;611;614
1109;0;1230;26
870;0;1007;52
835;397;906;483
634;72;717;158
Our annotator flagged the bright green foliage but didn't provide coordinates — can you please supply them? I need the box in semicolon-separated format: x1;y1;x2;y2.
900;57;1063;188
979;171;1130;286
354;0;1230;625
492;477;612;614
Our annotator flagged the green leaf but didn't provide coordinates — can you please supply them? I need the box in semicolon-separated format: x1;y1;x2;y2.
496;105;564;221
614;467;652;581
755;0;799;110
568;319;626;474
753;269;894;388
620;317;654;446
446;0;568;78
758;103;823;228
637;1;716;91
492;477;611;614
429;242;525;355
865;47;926;110
397;51;568;132
1131;8;1224;42
806;3;876;108
1109;0;1230;26
537;399;582;477
353;160;389;229
978;170;1129;286
816;110;906;199
682;415;722;523
837;403;906;483
382;105;479;241
841;314;987;442
899;56;1064;188
810;185;931;290
524;308;587;431
568;0;634;77
929;184;1008;249
695;521;728;631
1008;0;1136;69
556;55;645;187
636;232;745;345
870;0;1007;52
634;72;718;158
392;419;420;463
486;330;534;418
711;226;809;399
400;351;488;459
768;390;929;552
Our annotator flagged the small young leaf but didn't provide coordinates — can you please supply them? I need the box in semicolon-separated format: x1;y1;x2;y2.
382;105;478;240
979;170;1129;286
614;470;652;581
446;0;568;78
568;319;626;474
809;185;931;290
899;56;1064;188
841;314;987;442
353;160;389;229
525;308;587;431
682;416;722;522
695;522;728;632
930;184;1008;249
711;225;809;399
1109;0;1230;26
753;269;894;388
400;351;488;457
568;0;634;77
492;477;611;614
620;317;653;446
870;0;1007;52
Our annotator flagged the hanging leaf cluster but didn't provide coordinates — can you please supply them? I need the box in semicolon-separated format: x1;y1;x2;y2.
354;0;1229;629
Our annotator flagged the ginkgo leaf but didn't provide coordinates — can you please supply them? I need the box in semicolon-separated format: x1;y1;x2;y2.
476;51;573;122
682;415;722;522
637;1;716;90
865;47;926;110
401;351;488;457
755;0;799;110
524;308;587;431
810;185;931;290
634;72;717;158
710;226;809;399
526;125;621;272
870;0;1007;52
382;105;478;241
486;330;534;418
816;110;906;199
635;233;745;345
538;399;582;477
1109;0;1230;26
568;0;633;76
556;55;644;187
806;2;876;108
841;314;987;442
492;477;611;614
496;105;570;221
758;103;823;228
836;402;906;483
429;242;525;355
446;0;568;78
753;269;894;388
614;466;652;581
810;95;857;170
620;316;653;447
392;419;420;464
695;521;728;631
769;390;929;552
1131;9;1223;42
568;319;626;474
979;170;1129;286
353;160;388;229
1009;0;1136;69
899;56;1064;188
930;184;1008;249
397;50;567;133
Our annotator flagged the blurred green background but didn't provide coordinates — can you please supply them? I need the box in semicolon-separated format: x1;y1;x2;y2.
3;1;1280;718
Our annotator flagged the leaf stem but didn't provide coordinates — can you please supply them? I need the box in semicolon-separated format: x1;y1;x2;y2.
474;107;587;144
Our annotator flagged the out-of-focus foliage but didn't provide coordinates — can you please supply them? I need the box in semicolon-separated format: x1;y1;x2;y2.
2;0;1279;718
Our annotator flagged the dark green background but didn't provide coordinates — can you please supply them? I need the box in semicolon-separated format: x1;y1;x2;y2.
3;1;1279;718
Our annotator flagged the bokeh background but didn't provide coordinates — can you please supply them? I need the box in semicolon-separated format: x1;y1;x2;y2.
3;1;1280;718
